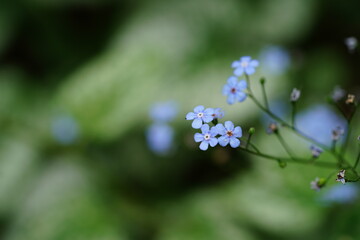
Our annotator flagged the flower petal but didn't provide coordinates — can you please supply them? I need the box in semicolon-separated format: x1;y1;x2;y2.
203;115;214;123
230;138;240;148
245;67;255;75
209;137;218;147
224;121;234;131
218;136;229;146
194;105;205;113
227;94;236;105
186;112;196;120
241;56;251;62
227;76;238;86
192;118;203;129
204;108;215;115
237;80;247;89
231;61;241;68
250;60;259;67
223;84;231;95
194;133;203;142
234;68;244;76
236;92;247;102
201;123;210;133
199;141;209;151
233;126;242;137
216;123;226;135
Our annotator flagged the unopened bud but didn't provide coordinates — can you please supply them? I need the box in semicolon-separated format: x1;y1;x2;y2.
267;122;278;134
248;127;255;135
290;88;301;102
278;161;287;168
260;77;266;85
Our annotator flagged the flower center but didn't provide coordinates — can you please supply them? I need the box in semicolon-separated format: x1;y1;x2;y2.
241;61;249;68
231;88;237;93
226;130;233;137
204;133;211;140
197;112;204;118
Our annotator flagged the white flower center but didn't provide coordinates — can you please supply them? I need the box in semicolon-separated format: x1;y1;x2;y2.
197;112;204;118
204;133;211;140
241;61;249;68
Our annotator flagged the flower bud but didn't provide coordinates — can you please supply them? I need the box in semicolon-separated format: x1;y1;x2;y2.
248;127;255;135
290;88;301;102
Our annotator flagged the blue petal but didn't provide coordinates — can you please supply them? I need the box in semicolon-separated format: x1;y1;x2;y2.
201;124;210;133
245;67;255;75
199;141;209;151
241;56;251;62
186;112;196;120
209;137;218;147
223;84;231;95
234;68;244;76
204;108;215;115
210;126;219;136
231;61;241;68
216;123;226;135
230;138;240;148
192;118;203;129
227;76;238;86
194;133;203;142
194;105;205;113
236;92;247;102
218;136;229;147
250;60;259;67
237;80;247;89
227;94;236;105
233;126;242;137
224;121;234;131
203;115;214;123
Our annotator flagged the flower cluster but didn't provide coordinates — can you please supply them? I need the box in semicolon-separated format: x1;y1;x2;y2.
186;105;242;151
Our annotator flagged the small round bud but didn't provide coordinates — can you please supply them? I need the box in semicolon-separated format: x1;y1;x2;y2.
248;127;255;135
317;178;326;187
260;77;266;85
278;161;287;168
290;88;301;102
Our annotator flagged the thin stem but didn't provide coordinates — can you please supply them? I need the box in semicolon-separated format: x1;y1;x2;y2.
340;103;358;156
245;134;252;149
260;80;269;109
291;101;296;128
354;148;360;169
275;132;295;159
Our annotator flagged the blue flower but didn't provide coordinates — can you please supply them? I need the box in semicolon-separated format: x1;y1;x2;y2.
222;76;247;104
147;123;174;155
211;108;225;119
216;121;242;148
259;46;290;75
194;124;218;151
149;101;178;123
51;115;79;145
231;56;259;76
319;184;358;205
186;105;214;129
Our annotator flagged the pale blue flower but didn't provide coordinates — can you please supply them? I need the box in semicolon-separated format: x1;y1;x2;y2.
211;108;225;119
319;184;358;205
259;46;290;75
194;124;218;151
51;115;79;145
216;121;242;148
147;123;174;155
149;101;178;123
186;105;214;129
231;56;259;76
222;76;247;105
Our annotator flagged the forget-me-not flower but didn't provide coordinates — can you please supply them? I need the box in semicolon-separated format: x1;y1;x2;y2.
211;108;225;119
216;121;242;148
222;76;247;105
336;170;346;184
186;105;214;129
147;123;174;155
231;56;259;76
194;124;218;151
149;101;178;123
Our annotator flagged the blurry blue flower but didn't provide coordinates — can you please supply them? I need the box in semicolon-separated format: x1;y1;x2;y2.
310;145;323;158
331;86;346;102
186;105;214;129
194;124;218;151
344;37;358;53
336;170;346;185
51;116;79;145
147;123;174;155
232;56;259;76
149;101;178;123
216;121;242;148
296;105;347;146
319;184;358;205
222;76;247;105
259;46;290;75
211;108;225;119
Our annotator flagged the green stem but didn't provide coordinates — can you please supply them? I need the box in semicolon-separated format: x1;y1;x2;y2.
275;132;295;159
354;148;360;169
260;80;269;109
291;101;296;128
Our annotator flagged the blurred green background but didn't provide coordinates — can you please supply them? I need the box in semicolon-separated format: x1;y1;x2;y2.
0;0;360;239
